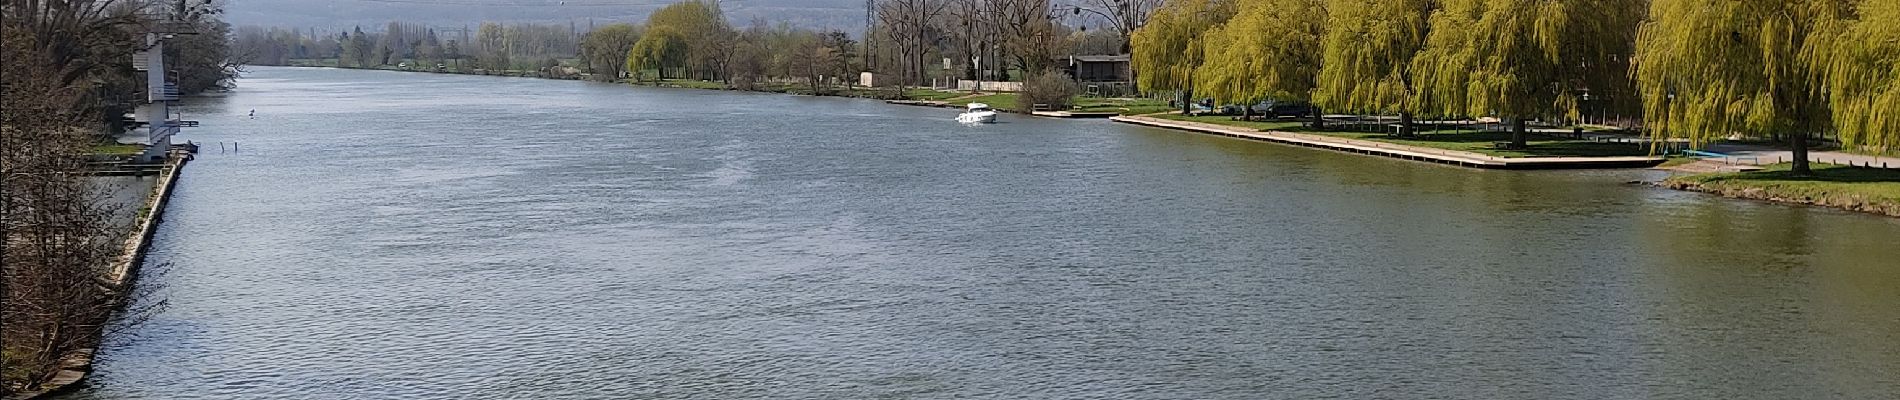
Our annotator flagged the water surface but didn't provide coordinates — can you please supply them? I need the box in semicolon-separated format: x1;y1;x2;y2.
66;67;1900;399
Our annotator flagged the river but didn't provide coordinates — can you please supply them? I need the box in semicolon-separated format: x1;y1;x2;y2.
61;67;1899;399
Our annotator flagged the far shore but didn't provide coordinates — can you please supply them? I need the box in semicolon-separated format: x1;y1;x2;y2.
270;61;1175;116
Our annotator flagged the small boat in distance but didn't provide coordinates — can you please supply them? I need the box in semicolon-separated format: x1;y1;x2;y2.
957;103;998;124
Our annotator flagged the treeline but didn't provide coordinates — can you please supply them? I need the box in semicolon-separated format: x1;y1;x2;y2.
3;0;237;395
871;0;1151;86
239;0;1149;89
237;21;582;72
1132;0;1898;173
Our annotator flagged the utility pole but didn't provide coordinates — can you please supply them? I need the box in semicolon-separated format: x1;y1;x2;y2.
865;0;877;72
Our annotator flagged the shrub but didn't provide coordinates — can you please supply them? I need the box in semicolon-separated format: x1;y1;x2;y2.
1018;69;1079;112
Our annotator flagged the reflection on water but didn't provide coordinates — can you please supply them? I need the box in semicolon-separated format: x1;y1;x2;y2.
61;67;1900;399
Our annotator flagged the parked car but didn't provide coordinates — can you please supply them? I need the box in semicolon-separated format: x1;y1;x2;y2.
1214;100;1315;117
1254;100;1316;118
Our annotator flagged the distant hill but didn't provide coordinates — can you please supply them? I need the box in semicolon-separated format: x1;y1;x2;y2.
225;0;871;33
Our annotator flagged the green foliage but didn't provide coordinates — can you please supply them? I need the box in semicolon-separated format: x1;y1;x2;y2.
1313;0;1432;115
1410;0;1644;121
1633;0;1851;147
629;26;689;80
1195;0;1326;105
1815;0;1900;152
1131;0;1236;94
646;0;732;80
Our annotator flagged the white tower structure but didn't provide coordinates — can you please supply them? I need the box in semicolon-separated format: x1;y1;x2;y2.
130;10;197;163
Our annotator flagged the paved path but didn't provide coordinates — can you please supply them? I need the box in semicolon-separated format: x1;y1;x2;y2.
1112;115;1662;169
1705;143;1899;169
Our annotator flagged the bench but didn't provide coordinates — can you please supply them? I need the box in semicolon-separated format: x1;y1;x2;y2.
1493;141;1525;150
1681;149;1760;165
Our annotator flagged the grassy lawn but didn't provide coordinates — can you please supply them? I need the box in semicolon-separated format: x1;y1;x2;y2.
1075;97;1173;115
1665;163;1900;215
926;93;1170;115
1154;114;1310;131
1150;114;1650;158
903;89;965;101
654;79;729;90
1655;156;1700;168
92;143;143;155
948;93;1020;111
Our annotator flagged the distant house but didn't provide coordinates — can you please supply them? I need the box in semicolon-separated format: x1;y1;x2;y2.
1056;55;1131;83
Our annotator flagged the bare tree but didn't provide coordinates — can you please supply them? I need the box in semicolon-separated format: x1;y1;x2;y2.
3;0;181;394
2;32;122;395
1062;0;1161;54
877;0;952;87
948;0;992;81
993;0;1059;79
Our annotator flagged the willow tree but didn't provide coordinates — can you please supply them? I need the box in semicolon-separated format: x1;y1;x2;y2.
1131;0;1235;114
1195;0;1327;124
1634;0;1854;175
646;0;730;81
1314;0;1433;134
1813;0;1900;153
1411;0;1644;147
628;26;688;81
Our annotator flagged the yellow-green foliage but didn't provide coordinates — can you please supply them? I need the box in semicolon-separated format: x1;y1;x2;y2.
1633;0;1853;148
1410;0;1643;121
628;26;688;80
1817;0;1900;151
640;0;729;78
1313;0;1432;115
1131;0;1235;94
1195;0;1327;105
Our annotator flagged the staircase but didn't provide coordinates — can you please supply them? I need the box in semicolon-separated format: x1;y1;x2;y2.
150;82;180;102
132;50;152;71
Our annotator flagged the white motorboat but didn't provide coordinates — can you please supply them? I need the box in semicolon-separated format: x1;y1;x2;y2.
957;103;998;124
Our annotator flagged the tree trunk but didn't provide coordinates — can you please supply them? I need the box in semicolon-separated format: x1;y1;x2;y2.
1181;90;1192;115
1400;112;1416;137
1310;106;1325;130
1510;118;1528;148
1791;131;1811;175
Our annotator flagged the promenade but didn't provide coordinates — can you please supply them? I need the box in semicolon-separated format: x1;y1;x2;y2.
1111;115;1664;169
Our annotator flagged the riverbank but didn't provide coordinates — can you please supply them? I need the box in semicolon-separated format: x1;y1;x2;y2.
275;61;1171;116
1662;163;1900;217
15;154;189;399
1111;114;1663;169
